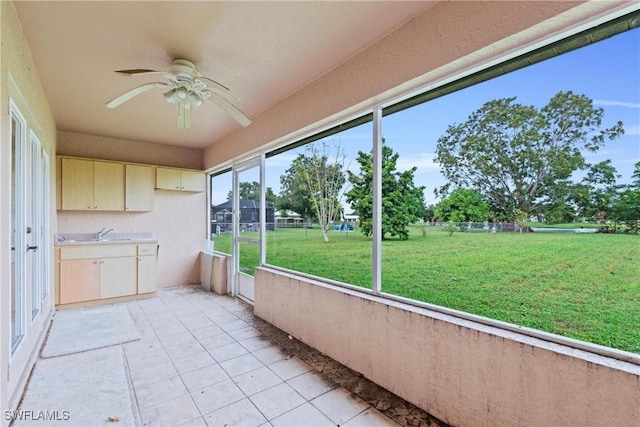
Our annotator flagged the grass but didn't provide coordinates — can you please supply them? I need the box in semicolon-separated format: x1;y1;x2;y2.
213;226;640;353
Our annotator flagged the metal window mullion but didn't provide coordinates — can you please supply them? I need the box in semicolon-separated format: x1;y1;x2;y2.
372;105;382;294
231;169;239;297
259;153;266;266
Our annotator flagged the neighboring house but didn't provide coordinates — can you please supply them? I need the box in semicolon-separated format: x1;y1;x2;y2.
211;199;275;233
274;209;305;228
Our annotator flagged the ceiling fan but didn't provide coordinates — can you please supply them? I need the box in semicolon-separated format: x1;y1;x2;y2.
106;59;251;129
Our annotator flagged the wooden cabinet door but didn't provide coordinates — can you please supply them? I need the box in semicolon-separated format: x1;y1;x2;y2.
100;257;137;299
126;164;154;211
180;170;205;192
59;259;101;304
94;161;124;211
156;168;181;190
61;158;94;210
137;255;157;294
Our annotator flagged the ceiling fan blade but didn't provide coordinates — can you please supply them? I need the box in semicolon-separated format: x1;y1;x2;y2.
206;92;251;127
196;79;239;101
197;76;230;92
106;82;169;108
176;103;191;129
115;69;164;76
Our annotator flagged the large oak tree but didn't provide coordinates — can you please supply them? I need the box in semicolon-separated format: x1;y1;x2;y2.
435;91;624;220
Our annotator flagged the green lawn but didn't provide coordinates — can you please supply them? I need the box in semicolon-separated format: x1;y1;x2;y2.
213;227;640;353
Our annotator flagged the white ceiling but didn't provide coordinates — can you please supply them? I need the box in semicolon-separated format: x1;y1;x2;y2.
14;1;433;149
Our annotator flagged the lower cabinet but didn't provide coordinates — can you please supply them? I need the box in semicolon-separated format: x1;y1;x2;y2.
57;242;158;305
59;259;101;304
100;257;137;299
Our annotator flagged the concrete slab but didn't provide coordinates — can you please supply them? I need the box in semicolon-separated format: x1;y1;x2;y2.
13;346;136;427
42;305;140;358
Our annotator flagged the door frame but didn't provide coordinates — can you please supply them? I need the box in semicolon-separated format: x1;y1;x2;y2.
231;157;263;304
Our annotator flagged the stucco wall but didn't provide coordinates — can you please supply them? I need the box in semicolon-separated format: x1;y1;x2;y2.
255;267;640;427
57;130;202;170
0;1;57;422
55;131;205;287
203;1;630;169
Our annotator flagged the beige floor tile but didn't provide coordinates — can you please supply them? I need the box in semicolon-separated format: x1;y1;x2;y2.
218;318;250;332
233;366;283;396
239;336;273;352
203;398;266;427
172;351;216;375
252;346;288;365
180;364;230;392
249;383;306;420
129;359;178;388
154;323;189;338
270;402;335;427
190;324;224;340
179;416;208;426
123;337;162;357
135;375;188;408
126;348;170;372
207;312;239;325
180;317;210;327
343;407;400;426
219;353;264;377
207;342;249;362
286;371;336;400
140;393;200;427
228;327;263;341
268;356;312;381
199;333;236;351
310;387;369;425
163;339;205;360
190;378;245;414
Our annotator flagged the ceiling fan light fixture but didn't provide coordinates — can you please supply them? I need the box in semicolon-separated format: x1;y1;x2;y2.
108;58;252;128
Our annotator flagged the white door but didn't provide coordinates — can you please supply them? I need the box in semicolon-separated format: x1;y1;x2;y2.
8;98;49;402
232;158;263;304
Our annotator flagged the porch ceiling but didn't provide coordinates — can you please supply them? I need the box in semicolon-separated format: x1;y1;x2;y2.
14;1;434;149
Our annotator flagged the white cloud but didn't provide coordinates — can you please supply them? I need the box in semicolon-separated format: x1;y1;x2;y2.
594;100;640;108
624;124;640;136
395;152;440;173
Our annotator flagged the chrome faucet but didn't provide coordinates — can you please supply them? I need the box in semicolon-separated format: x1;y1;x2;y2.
97;228;114;240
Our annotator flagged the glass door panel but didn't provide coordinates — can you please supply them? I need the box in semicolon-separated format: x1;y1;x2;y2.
233;160;261;304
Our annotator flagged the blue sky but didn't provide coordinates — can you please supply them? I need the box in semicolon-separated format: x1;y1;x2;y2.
214;27;640;208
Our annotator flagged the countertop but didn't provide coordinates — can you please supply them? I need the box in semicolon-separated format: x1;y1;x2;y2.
54;232;157;246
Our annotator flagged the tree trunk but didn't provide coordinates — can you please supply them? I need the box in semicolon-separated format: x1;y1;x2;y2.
321;227;329;242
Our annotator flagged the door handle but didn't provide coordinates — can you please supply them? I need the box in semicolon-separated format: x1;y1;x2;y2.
27;245;38;252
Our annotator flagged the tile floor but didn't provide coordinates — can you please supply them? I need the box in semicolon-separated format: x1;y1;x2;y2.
122;287;403;426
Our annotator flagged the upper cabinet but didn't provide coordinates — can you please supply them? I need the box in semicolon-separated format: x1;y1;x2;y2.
156;167;205;192
61;158;124;211
125;164;154;211
58;156;204;211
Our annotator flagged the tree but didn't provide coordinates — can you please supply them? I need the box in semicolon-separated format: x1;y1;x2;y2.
435;188;489;228
578;160;621;221
611;161;640;232
346;141;425;240
422;203;436;222
278;161;315;221
227;181;277;205
279;140;348;242
435;91;624;220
